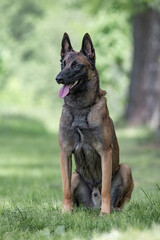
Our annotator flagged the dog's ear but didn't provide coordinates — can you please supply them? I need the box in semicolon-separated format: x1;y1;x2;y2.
81;33;95;66
61;33;73;60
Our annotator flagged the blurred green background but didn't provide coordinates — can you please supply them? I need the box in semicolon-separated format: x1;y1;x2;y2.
0;1;160;239
0;0;159;125
0;0;133;123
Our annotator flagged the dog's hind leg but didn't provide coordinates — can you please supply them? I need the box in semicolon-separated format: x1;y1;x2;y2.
71;171;81;205
111;163;134;210
71;172;92;208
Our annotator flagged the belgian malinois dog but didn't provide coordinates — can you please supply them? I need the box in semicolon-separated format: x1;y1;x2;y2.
56;33;134;215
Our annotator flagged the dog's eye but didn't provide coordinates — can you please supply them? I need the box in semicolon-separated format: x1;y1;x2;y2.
71;61;77;68
61;60;66;70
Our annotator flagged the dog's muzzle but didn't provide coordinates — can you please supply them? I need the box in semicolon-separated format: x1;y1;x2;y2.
56;73;63;84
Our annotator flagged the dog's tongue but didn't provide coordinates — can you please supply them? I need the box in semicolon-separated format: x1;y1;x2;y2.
59;85;70;98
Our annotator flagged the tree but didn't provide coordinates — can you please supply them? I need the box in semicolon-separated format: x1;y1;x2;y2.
69;0;160;130
126;8;160;131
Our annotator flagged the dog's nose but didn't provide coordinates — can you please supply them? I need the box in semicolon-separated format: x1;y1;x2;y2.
56;73;63;84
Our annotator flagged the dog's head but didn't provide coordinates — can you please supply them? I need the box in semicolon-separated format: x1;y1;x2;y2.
56;33;96;98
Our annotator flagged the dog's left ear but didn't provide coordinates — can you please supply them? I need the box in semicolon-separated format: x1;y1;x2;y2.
81;33;95;65
61;33;73;60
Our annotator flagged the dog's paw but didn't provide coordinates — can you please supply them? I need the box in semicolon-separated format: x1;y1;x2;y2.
62;207;72;214
100;203;111;216
99;210;110;217
62;201;72;214
100;205;111;216
114;207;121;212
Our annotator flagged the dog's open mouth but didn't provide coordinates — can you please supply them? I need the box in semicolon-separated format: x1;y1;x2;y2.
59;80;79;98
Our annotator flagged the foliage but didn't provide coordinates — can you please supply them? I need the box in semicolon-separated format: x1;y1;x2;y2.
0;0;132;120
70;0;160;14
0;0;159;120
0;112;160;239
87;11;131;119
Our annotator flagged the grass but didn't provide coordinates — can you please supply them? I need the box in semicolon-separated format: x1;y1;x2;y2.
0;111;160;240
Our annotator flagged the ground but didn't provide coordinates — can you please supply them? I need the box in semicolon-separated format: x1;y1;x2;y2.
0;110;159;240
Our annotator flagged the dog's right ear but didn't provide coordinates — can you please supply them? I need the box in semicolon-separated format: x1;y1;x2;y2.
61;33;73;60
81;33;95;66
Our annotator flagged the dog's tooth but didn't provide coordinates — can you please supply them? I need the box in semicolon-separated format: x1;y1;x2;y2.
70;80;79;89
74;80;78;86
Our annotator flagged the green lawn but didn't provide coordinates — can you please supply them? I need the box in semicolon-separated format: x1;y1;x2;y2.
0;112;160;240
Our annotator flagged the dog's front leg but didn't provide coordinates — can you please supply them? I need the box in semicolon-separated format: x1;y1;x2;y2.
60;150;72;213
100;147;112;215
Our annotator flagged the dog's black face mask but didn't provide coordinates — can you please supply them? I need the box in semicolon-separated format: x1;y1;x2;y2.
56;53;88;98
56;33;96;98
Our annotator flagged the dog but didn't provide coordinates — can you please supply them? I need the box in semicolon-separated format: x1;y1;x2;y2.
56;33;134;215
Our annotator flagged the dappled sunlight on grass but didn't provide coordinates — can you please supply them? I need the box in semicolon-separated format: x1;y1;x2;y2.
0;106;61;133
92;224;160;240
117;126;153;139
0;168;60;178
0;111;159;239
116;125;160;194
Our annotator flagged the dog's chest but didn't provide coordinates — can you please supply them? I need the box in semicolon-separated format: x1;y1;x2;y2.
71;111;88;129
60;107;102;150
59;105;105;182
69;110;102;182
70;109;100;145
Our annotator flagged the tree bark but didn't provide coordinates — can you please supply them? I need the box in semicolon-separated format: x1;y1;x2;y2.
126;8;160;130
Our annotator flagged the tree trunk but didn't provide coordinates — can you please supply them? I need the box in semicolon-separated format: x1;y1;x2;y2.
126;8;160;130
